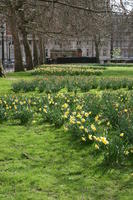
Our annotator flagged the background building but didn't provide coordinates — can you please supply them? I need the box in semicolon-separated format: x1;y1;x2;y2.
0;17;133;66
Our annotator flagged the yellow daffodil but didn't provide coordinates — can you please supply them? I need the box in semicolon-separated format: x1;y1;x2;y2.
95;115;99;122
91;124;96;132
88;134;93;140
107;121;110;126
79;126;84;130
101;137;109;145
85;128;88;133
85;112;89;117
95;144;99;150
96;137;101;142
81;137;86;142
43;108;47;113
124;151;129;156
81;118;85;123
120;133;124;137
77;114;82;119
62;103;68;109
70;116;75;124
76;105;82;110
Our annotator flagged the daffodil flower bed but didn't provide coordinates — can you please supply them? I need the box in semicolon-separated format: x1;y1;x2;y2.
40;64;106;71
12;77;133;94
31;67;103;76
0;91;133;165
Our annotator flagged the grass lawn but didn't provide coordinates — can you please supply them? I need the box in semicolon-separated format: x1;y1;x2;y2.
0;124;133;200
103;67;133;77
0;65;133;199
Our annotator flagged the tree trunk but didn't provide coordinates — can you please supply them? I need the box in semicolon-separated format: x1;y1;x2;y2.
9;8;24;72
44;46;46;64
38;35;44;65
22;30;33;70
95;41;100;63
110;34;114;59
33;33;39;67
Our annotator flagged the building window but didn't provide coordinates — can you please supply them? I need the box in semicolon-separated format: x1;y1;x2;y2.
55;41;60;45
123;49;128;57
115;40;119;48
45;49;48;57
77;41;81;45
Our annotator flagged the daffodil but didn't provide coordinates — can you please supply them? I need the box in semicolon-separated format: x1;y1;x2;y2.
77;114;82;119
76;105;82;110
43;108;47;113
79;126;84;130
120;133;124;137
81;137;86;142
62;103;68;109
85;112;89;117
124;109;128;113
88;134;93;140
81;118;85;123
91;124;96;132
107;121;110;126
101;137;109;145
85;128;88;133
95;115;99;122
95;144;99;150
124;151;129;156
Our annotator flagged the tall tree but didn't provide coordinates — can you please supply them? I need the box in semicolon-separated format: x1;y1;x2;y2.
9;5;24;72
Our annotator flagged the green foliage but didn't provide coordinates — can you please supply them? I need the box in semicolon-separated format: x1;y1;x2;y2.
0;108;8;122
11;77;133;94
104;135;127;166
13;107;33;125
12;80;38;93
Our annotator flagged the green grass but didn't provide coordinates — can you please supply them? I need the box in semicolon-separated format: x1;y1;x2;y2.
103;67;133;77
0;65;133;199
0;72;33;94
0;124;133;200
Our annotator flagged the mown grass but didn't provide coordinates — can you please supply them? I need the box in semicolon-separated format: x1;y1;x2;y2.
0;124;133;200
103;67;133;77
0;65;133;199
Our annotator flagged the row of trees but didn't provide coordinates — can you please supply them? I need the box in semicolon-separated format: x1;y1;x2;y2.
0;0;132;71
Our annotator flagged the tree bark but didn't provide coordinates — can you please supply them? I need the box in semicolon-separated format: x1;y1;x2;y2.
95;40;100;63
9;8;24;72
110;32;114;59
33;33;39;67
38;35;44;65
21;30;33;70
